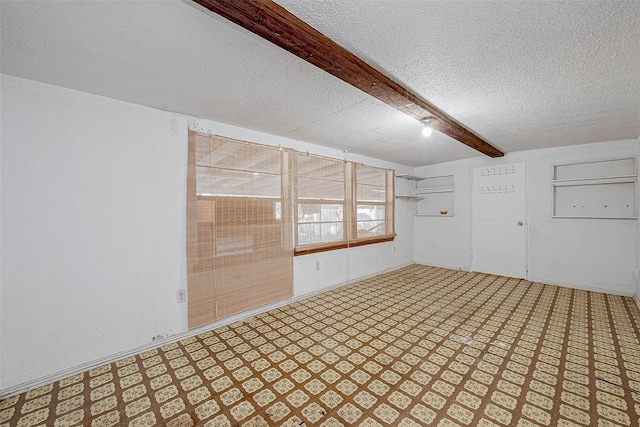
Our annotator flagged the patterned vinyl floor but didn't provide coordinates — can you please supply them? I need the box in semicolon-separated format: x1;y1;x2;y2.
2;264;640;426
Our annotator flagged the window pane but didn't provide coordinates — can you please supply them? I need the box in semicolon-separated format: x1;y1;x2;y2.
196;138;281;174
355;164;392;241
298;222;344;245
297;203;344;245
298;203;343;223
356;183;385;202
357;205;386;238
197;166;280;198
297;154;344;179
356;166;386;186
297;177;344;200
356;164;386;202
295;152;346;248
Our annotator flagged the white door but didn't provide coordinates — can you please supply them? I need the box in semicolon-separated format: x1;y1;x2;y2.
472;163;526;278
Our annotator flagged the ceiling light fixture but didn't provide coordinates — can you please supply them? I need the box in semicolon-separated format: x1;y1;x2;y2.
421;117;435;137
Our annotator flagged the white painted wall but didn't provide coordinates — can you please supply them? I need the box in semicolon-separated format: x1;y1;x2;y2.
0;75;414;391
415;140;638;295
636;135;640;309
1;75;190;390
0;79;3;391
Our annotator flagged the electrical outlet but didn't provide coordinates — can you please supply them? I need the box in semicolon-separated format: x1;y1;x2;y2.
634;268;640;279
177;289;186;303
393;246;397;253
315;261;320;271
152;329;175;342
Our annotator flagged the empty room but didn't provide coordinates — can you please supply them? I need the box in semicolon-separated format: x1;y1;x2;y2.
1;0;639;426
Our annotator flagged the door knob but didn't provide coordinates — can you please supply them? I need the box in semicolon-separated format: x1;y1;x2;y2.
517;221;523;226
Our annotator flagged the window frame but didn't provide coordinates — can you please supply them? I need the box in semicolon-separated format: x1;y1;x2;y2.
293;155;395;255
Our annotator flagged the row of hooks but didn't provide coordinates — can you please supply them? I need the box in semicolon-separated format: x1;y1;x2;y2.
480;166;516;176
480;185;516;195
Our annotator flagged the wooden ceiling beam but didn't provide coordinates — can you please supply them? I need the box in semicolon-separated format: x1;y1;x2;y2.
193;0;504;158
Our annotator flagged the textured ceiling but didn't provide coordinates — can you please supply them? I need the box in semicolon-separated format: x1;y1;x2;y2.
1;0;639;167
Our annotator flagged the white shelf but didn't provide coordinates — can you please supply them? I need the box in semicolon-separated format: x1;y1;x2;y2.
396;175;425;202
416;175;454;190
554;157;635;181
552;176;636;186
396;174;425;181
397;173;456;215
552;215;637;220
414;187;454;194
396;195;424;202
552;157;636;219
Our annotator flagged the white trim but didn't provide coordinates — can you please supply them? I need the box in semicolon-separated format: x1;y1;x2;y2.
414;261;471;273
551;175;637;185
396;174;425;181
413;188;454;194
416;262;635;297
0;262;412;400
526;276;634;297
551;216;637;220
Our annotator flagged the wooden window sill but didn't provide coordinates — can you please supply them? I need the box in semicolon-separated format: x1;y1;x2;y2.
294;236;396;256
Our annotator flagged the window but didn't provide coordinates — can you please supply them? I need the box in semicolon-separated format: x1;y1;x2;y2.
293;153;395;254
186;131;396;328
294;153;346;248
355;164;391;238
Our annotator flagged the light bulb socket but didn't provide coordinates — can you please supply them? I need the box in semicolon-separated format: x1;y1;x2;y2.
420;117;435;137
420;117;435;126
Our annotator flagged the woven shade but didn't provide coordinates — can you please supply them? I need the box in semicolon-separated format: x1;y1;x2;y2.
355;164;395;240
187;131;293;329
294;152;347;249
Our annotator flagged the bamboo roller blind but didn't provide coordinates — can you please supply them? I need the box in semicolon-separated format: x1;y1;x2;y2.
355;164;395;239
187;131;293;329
294;153;348;249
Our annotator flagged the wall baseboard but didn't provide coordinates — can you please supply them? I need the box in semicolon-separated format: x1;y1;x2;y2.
414;263;636;298
414;261;471;272
525;276;634;297
634;293;640;311
0;262;413;400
